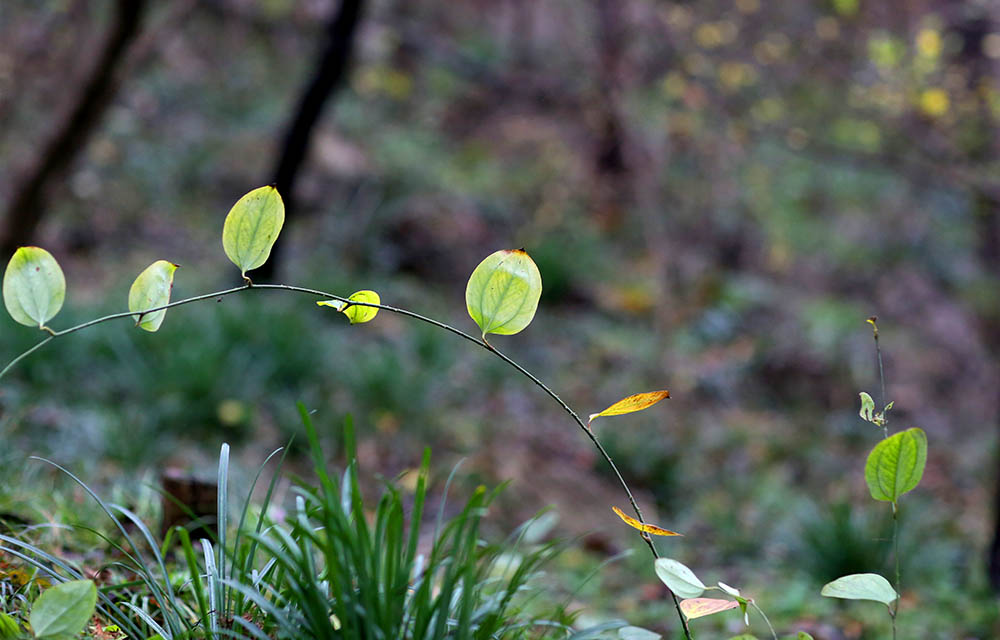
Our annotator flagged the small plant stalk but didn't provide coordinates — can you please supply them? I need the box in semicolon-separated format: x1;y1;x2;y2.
872;317;899;639
749;601;778;640
891;504;900;640
0;281;695;639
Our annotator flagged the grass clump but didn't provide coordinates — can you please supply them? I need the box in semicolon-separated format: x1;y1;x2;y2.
0;405;591;639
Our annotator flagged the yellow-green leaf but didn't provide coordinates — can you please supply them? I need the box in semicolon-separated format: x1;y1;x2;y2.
222;186;285;276
317;290;380;324
465;249;542;338
679;598;740;620
128;260;178;332
3;246;65;328
611;506;682;536
589;391;670;424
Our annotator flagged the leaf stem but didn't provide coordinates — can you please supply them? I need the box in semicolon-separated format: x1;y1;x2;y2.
891;504;900;640
870;317;889;438
0;336;54;380
749;601;778;640
0;280;694;639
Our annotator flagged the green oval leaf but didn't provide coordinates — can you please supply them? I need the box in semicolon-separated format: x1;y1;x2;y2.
820;573;897;606
30;579;97;639
465;249;542;338
128;260;178;332
317;290;381;324
3;246;65;328
654;558;706;599
222;186;285;276
864;427;928;503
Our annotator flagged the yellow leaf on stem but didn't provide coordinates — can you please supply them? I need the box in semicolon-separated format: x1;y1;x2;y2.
611;506;682;536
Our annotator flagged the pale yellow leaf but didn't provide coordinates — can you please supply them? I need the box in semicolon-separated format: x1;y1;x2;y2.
679;598;740;620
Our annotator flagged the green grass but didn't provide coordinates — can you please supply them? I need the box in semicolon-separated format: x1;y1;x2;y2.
0;405;646;639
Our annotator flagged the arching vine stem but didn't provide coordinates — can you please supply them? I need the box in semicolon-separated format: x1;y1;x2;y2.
1;280;694;639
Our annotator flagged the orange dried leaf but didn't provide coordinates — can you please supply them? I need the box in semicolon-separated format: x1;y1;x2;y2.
679;598;740;620
589;391;670;423
611;506;682;536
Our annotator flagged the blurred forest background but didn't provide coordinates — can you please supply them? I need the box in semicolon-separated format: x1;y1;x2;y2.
2;0;1000;636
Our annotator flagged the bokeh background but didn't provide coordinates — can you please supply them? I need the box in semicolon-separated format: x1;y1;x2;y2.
2;0;1000;636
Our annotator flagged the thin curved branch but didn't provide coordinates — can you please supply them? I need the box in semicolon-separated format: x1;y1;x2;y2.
0;279;692;637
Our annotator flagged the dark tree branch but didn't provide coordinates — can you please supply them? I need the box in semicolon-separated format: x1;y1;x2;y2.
253;0;365;280
0;0;148;260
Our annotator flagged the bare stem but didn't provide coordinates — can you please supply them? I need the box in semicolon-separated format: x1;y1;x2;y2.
870;317;889;437
891;504;900;640
0;336;54;380
0;279;694;639
749;601;778;640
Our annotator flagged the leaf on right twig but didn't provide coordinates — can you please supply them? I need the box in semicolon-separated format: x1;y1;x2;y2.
654;558;706;599
821;573;898;606
589;391;670;424
679;598;740;620
611;506;681;536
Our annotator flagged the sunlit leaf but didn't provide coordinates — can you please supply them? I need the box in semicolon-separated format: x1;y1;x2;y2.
128;260;178;332
654;558;706;599
864;428;927;503
465;249;542;338
859;392;875;422
611;506;682;537
679;598;740;620
222;186;285;276
3;246;65;328
317;290;380;324
589;391;670;424
727;634;759;640
821;573;897;606
794;633;816;640
618;626;660;640
343;290;380;324
30;579;97;640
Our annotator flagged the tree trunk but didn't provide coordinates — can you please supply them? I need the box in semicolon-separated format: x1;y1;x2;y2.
253;0;365;280
0;0;148;260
